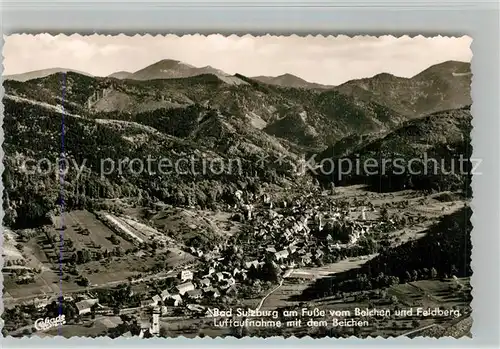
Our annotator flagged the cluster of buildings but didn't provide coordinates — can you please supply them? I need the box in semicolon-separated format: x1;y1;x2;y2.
135;190;381;319
233;191;376;270
139;266;239;313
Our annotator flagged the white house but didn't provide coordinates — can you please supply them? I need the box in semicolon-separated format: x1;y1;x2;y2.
224;277;236;288
176;282;195;295
180;270;194;282
274;249;289;261
265;246;277;253
141;300;154;308
32;297;50;310
215;272;225;282
152;294;162;306
151;307;160;336
301;252;312;265
315;249;324;258
165;294;182;307
161;289;170;301
75;298;99;315
200;278;211;287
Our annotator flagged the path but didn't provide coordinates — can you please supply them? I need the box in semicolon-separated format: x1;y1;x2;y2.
401;323;437;337
255;269;293;311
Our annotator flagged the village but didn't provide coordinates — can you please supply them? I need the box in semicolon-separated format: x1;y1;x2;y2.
3;183;468;338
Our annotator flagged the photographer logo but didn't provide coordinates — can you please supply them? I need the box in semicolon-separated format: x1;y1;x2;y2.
34;315;66;331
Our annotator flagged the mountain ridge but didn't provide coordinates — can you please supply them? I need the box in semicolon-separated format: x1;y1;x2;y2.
3;60;471;152
3;67;93;82
251;73;334;90
335;60;471;117
6;59;470;87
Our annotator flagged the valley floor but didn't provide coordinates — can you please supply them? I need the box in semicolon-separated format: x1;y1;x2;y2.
2;185;471;338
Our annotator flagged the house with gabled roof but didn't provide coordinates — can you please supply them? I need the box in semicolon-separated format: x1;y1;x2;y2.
179;270;194;282
204;287;221;299
186;289;203;300
152;294;162;306
176;282;195;295
215;272;225;282
245;260;260;269
76;298;99;315
315;249;324;258
200;278;211;288
274;249;289;261
161;289;170;301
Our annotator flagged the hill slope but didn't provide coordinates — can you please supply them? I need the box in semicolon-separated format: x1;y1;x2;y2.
108;71;133;79
3;60;473;230
251;73;333;90
3;71;407;150
301;206;472;299
2;97;298;229
3;60;471;153
3;68;93;82
335;60;471;117
316;106;473;193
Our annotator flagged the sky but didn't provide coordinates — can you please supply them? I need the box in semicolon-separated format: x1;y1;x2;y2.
3;34;472;85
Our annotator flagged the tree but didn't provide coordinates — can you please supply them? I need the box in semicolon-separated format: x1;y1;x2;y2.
260;259;281;283
404;271;412;282
380;207;390;220
107;235;120;245
380;290;388;299
77;276;89;287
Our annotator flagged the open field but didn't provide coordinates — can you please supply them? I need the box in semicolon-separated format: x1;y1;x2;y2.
53;210;136;252
3;228;81;300
288;255;378;280
149;207;243;248
3;209;198;307
79;247;196;285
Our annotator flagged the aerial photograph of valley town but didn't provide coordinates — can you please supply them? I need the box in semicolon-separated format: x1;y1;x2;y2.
2;34;473;338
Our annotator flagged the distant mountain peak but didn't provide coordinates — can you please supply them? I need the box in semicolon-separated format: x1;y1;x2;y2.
251;73;332;89
413;60;471;78
124;59;234;81
336;60;471;117
371;72;397;80
277;73;301;78
108;71;133;79
152;59;181;66
3;67;92;82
